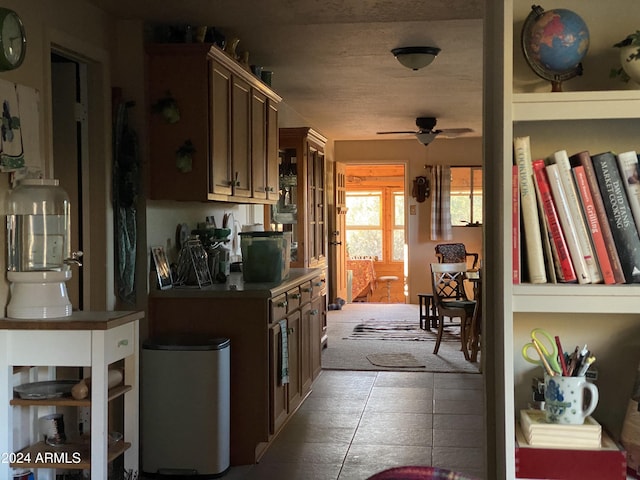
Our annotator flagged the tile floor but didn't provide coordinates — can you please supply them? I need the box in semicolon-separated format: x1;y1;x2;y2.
225;370;485;480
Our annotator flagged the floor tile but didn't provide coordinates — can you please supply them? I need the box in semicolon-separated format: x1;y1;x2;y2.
344;444;432;467
433;413;484;430
374;371;434;388
244;461;344;480
433;428;486;448
259;440;350;465
365;387;433;413
434;373;483;389
432;446;485;472
353;412;433;447
433;397;484;415
434;387;484;402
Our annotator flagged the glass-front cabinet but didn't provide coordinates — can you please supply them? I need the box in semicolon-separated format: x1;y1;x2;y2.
270;127;327;269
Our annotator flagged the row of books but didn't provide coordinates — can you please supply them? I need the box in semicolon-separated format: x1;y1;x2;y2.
513;136;640;284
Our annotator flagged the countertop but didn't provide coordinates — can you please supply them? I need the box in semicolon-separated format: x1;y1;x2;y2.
149;267;323;299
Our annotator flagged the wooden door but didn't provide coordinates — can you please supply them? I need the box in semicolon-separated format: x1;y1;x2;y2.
286;311;301;412
330;161;347;302
250;89;267;200
231;76;251;198
265;100;279;202
209;58;233;196
269;321;288;435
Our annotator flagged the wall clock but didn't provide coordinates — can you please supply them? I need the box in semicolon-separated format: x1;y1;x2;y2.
0;8;26;71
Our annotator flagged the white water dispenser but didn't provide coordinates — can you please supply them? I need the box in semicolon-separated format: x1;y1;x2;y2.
5;179;81;318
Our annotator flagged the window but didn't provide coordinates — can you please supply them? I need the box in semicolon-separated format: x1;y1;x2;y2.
450;166;483;226
346;188;404;262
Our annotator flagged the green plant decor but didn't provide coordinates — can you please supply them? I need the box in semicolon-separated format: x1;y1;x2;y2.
610;30;640;82
152;91;180;123
176;140;195;173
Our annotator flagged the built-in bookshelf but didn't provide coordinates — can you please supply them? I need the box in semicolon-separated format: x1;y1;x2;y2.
485;1;640;479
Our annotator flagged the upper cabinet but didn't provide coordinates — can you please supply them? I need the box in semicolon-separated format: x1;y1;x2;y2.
270;127;328;269
146;44;282;203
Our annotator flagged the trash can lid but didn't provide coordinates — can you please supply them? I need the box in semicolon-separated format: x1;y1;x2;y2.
143;335;230;351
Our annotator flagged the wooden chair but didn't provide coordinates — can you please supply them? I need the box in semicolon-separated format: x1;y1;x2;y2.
430;262;477;360
435;243;479;270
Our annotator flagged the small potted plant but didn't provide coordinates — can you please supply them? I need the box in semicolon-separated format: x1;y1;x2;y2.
152;91;180;123
611;30;640;84
176;140;195;173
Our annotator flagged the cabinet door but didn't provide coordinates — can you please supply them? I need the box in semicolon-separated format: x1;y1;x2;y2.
231;76;252;198
147;46;210;201
286;311;301;413
308;147;327;265
210;59;233;196
266;100;280;202
309;296;324;380
269;320;288;435
251;89;267;200
299;302;313;395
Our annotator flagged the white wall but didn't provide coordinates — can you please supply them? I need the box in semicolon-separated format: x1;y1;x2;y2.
335;136;483;302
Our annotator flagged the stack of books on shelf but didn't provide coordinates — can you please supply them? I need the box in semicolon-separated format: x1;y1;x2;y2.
512;136;640;285
516;410;627;480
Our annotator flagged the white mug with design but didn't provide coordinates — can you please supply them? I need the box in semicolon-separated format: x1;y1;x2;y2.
544;373;599;424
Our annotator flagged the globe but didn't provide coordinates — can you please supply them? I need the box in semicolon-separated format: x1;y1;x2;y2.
521;5;590;91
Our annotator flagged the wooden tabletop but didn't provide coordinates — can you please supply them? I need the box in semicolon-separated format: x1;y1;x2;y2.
0;310;144;330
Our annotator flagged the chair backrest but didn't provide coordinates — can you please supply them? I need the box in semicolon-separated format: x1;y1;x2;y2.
435;243;479;270
431;262;469;304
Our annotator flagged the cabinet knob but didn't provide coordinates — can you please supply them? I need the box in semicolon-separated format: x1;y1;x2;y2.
290;293;301;299
277;301;288;308
330;241;342;245
265;186;274;192
287;327;295;334
310;309;319;315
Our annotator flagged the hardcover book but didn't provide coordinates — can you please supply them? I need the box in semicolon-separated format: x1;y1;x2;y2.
617;150;640;232
546;163;591;284
573;165;617;284
551;150;603;283
514;136;547;284
569;151;626;284
591;151;640;283
512;164;521;284
532;159;576;283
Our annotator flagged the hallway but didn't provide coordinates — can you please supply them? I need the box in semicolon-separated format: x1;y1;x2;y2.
225;370;485;479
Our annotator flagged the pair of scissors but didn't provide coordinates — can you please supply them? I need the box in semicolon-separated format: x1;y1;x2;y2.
521;328;562;376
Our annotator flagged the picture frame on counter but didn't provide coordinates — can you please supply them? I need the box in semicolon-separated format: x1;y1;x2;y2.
151;245;173;290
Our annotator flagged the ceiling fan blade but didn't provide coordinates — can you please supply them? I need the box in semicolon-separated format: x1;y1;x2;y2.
376;130;417;135
437;127;474;138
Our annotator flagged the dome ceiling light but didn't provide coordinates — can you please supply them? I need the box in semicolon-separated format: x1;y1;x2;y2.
391;46;441;71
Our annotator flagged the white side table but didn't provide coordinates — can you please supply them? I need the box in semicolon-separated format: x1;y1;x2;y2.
0;311;142;480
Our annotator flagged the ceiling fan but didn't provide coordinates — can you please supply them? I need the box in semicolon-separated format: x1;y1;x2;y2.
377;117;473;146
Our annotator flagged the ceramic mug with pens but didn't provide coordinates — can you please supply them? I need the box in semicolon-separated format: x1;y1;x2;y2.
544;373;599;424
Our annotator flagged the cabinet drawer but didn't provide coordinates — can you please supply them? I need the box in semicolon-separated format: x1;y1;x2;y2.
286;287;302;312
299;281;313;304
106;322;135;364
310;275;326;298
271;293;288;321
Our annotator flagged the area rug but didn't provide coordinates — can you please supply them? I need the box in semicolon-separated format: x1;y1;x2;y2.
366;353;426;368
346;319;461;342
322;303;480;374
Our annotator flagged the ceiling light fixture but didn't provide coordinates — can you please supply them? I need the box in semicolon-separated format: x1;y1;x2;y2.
391;46;441;71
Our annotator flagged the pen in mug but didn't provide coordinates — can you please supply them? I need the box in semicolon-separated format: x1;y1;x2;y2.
577;355;596;377
554;335;569;376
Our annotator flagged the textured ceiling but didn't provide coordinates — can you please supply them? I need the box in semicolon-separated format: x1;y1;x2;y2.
86;0;484;141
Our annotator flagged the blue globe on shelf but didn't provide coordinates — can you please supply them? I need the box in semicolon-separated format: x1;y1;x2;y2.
521;5;590;92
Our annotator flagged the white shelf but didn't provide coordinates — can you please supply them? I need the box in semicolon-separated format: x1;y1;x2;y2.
513;284;640;313
513;90;640;121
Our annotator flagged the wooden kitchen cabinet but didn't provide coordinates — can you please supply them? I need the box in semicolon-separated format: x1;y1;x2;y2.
269;127;328;269
146;43;281;203
148;268;322;465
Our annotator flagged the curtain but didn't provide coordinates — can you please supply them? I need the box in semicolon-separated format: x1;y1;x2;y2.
430;165;452;241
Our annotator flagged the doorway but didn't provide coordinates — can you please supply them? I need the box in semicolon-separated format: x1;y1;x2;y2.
345;164;405;303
